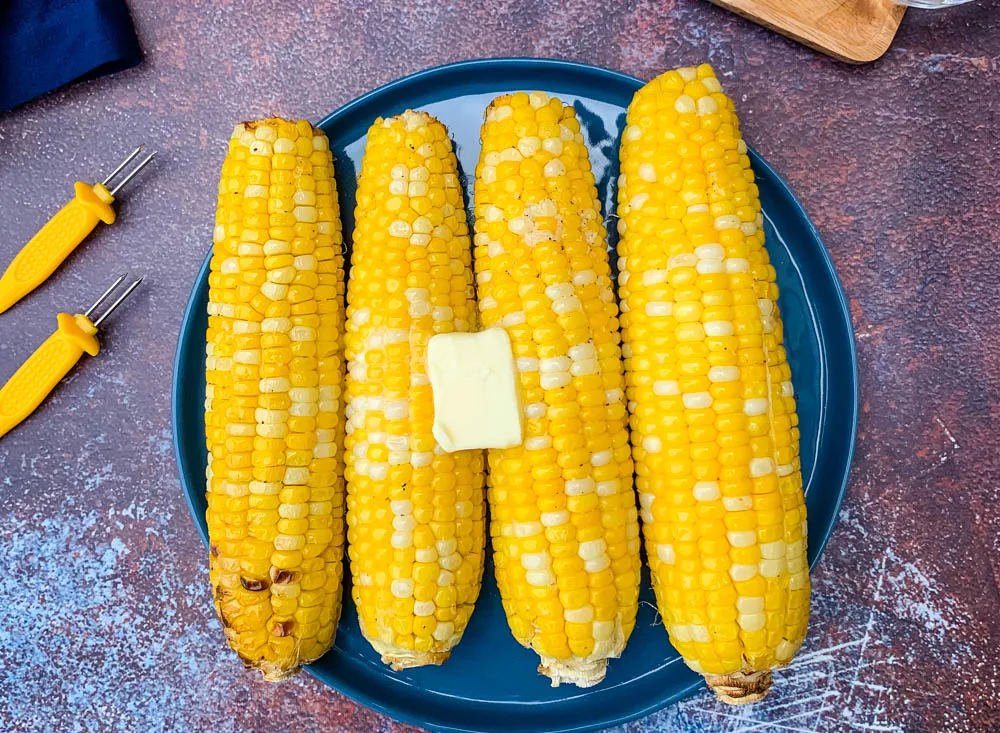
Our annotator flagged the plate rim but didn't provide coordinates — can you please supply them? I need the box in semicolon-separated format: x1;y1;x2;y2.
172;56;859;733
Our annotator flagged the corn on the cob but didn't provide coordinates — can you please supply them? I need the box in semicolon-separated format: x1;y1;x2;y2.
345;110;486;670
617;65;809;703
206;118;347;681
474;92;641;688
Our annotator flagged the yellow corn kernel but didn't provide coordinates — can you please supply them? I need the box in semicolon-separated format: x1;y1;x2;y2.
206;118;347;682
618;65;809;704
345;111;485;671
475;92;641;689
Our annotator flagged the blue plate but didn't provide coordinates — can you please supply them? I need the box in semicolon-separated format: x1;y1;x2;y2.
172;59;858;733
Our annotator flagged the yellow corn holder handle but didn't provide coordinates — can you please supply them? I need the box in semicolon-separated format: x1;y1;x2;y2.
0;313;99;438
0;274;142;439
0;147;154;314
0;184;115;314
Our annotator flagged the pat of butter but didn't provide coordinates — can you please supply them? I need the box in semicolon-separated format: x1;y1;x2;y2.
427;328;523;452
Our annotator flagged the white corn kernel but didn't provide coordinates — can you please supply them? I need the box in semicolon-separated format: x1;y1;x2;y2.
391;531;412;549
596;481;619;499
526;569;555;587
414;601;436;617
521;552;552;570
729;564;758;582
693;481;720;501
415;547;438;563
584;556;611;573
690;625;711;643
513;522;543;538
645;301;673;317
728;530;756;548
760;540;787;559
540;511;570;527
704;321;734;337
517;357;540;373
564;606;594;623
543;159;566;177
673;94;696;113
750;458;775;477
593;620;615;641
570;359;599;377
697;96;719;115
565;478;596;496
708;366;739;382
524;402;546;419
391;579;414;598
670;624;691;643
234;349;261;365
525;436;552;451
653;380;680;396
725;258;750;273
540;372;572;389
436;538;457;556
759;558;787;577
259;377;290;393
656;544;676;564
540;356;572;373
578;539;607;561
283;467;309;485
590;450;612;467
432;622;455;641
289;387;319;403
682;392;713;409
411;452;433;467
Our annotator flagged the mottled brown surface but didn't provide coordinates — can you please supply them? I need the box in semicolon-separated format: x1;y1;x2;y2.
1;1;998;731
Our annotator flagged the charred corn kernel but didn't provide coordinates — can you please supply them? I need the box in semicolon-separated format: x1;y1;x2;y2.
475;92;641;689
206;118;347;681
618;65;809;704
346;111;486;671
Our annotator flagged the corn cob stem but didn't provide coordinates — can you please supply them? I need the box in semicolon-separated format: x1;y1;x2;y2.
207;118;347;680
617;65;810;703
474;92;641;687
345;111;486;670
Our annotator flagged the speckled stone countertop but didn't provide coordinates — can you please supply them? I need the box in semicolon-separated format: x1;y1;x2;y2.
1;1;998;731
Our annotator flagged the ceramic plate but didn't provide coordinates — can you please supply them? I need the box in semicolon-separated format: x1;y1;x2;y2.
172;58;858;733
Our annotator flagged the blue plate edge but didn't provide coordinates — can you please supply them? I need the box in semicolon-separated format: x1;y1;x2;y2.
748;151;859;569
172;252;211;547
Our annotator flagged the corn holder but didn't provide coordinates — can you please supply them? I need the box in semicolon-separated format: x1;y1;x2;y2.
0;147;154;314
0;274;142;438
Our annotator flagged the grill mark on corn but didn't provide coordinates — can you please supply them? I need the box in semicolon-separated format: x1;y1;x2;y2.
240;576;270;592
206;118;347;680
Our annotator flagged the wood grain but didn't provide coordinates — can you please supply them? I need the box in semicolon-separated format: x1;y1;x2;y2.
706;0;906;63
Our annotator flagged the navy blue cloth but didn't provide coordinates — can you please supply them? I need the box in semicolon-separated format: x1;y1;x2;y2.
0;0;141;112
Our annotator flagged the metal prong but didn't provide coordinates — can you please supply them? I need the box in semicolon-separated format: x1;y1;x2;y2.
102;146;144;186
93;276;143;328
85;273;128;318
109;151;156;197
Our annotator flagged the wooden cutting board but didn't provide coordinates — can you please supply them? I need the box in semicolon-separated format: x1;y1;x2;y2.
706;0;907;63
